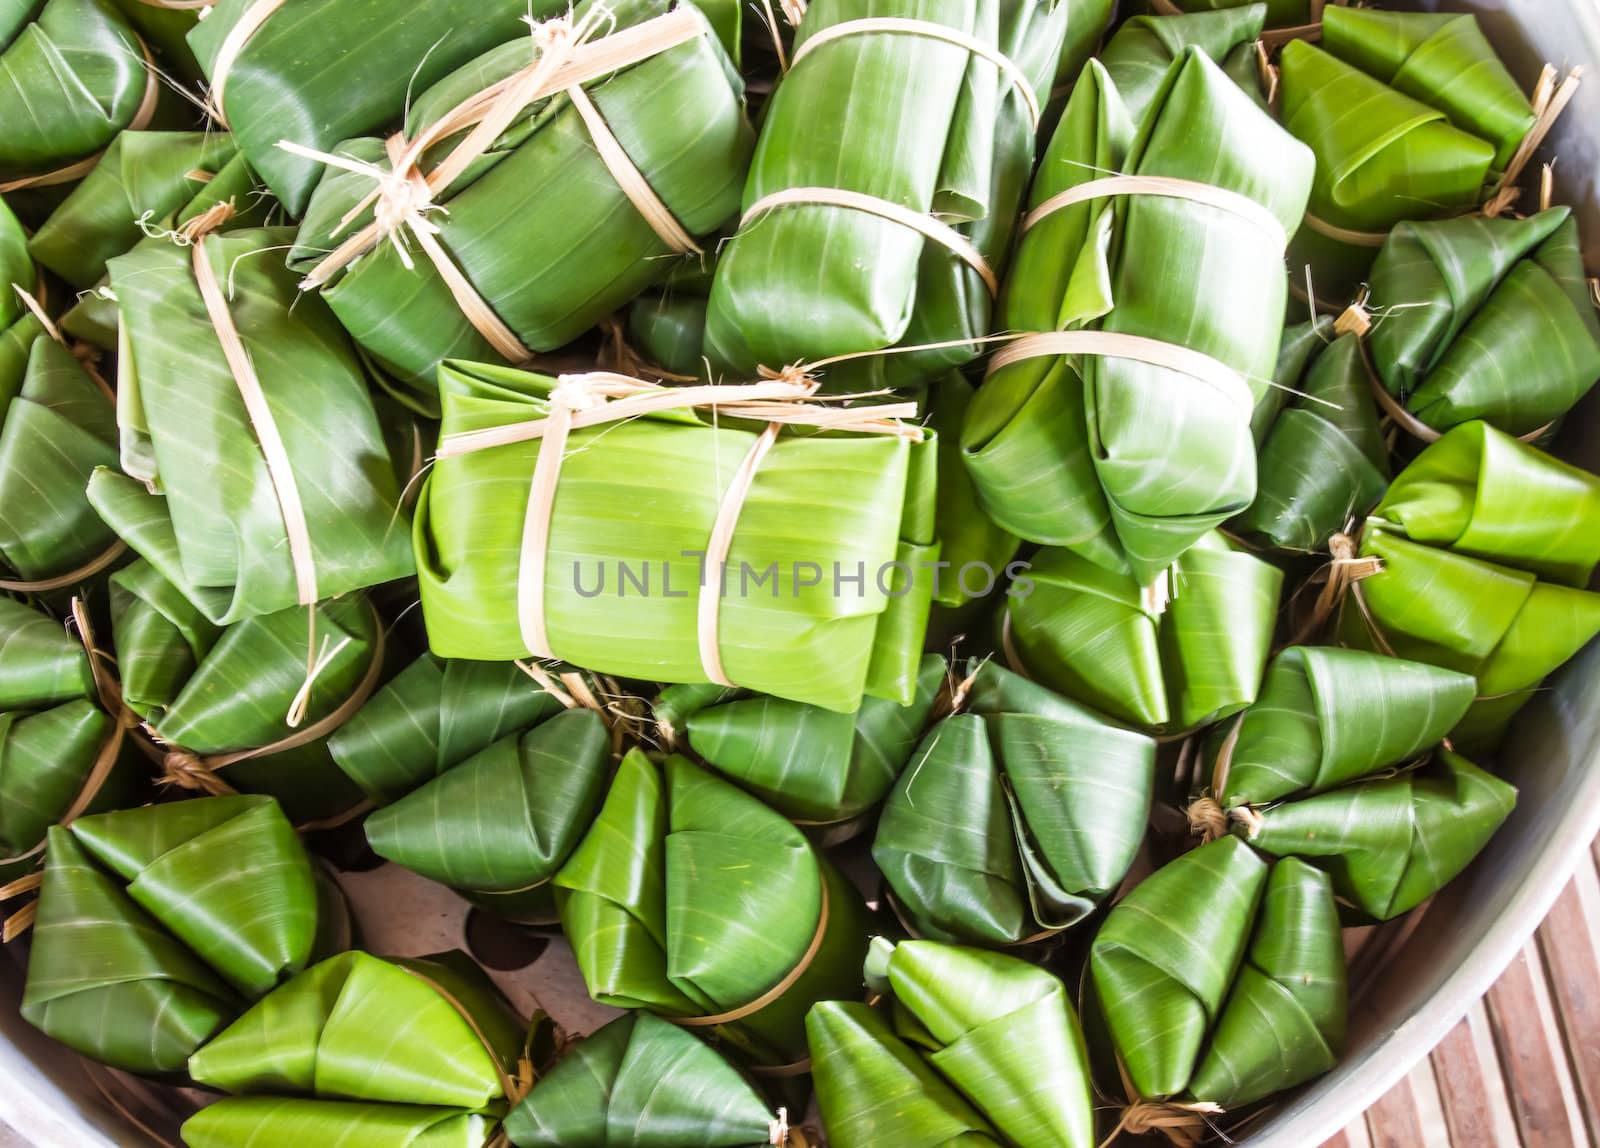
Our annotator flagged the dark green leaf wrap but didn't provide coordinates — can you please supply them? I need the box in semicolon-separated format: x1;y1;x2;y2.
188;0;545;215
554;750;872;1064
182;1099;493;1148
961;49;1312;580
1090;837;1345;1107
290;0;754;408
87;226;415;625
1003;533;1282;731
506;1012;780;1148
1233;329;1389;551
1139;0;1307;25
1206;646;1476;808
1099;5;1266;126
873;662;1155;945
872;939;1095;1148
626;256;718;381
364;708;612;924
1366;208;1600;437
1245;749;1516;921
105;0;202;79
704;0;1068;389
415;360;936;712
926;376;1019;607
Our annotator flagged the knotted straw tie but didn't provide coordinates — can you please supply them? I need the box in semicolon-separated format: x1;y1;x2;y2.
1183;713;1265;844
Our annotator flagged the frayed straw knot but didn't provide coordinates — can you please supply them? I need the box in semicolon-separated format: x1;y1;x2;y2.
1233;805;1264;840
757;362;821;391
1115;1099;1225;1147
1186;796;1230;843
160;750;227;794
1334;299;1372;338
176;199;238;246
768;1107;789;1146
550;374;610;412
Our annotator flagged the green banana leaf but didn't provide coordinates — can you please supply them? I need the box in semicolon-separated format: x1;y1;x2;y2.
1278;7;1534;297
364;708;612;924
1139;0;1311;25
0;196;35;310
110;559;376;822
1054;0;1114;105
1003;533;1282;731
554;750;872;1064
182;1099;493;1148
1366;208;1600;437
22;824;237;1074
1233;329;1390;551
925;376;1019;608
106;0;202;79
873;661;1155;945
506;1012;781;1148
1206;646;1476;808
188;0;549;216
808;1000;1003;1148
327;654;568;805
1090;837;1345;1108
626;255;719;381
961;49;1313;580
1099;5;1267;126
415;360;937;712
0;596;94;711
704;0;1068;389
872;939;1095;1148
1246;749;1517;921
27;132;241;289
0;0;151;184
188;950;525;1108
289;0;754;410
669;652;946;826
87;225;415;625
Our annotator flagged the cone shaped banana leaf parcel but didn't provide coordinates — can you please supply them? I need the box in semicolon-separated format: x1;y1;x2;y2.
554;750;872;1065
960;48;1313;581
1089;837;1346;1113
1098;5;1267;127
703;0;1068;390
415;360;938;712
288;0;755;411
874;661;1155;946
86;224;415;625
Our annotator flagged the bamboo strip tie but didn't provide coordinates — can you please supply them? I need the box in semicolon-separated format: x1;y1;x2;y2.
1020;174;1289;255
202;0;287;127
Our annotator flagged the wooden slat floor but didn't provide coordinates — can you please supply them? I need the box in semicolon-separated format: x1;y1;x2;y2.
1324;839;1600;1148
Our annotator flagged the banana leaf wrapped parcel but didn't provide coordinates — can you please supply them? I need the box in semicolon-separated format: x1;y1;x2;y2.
1098;5;1267;125
960;48;1313;581
1002;533;1282;731
288;0;756;411
1365;207;1600;438
1089;837;1346;1115
1139;0;1322;26
926;376;1020;608
554;750;872;1065
704;0;1068;389
86;223;415;624
22;795;335;1073
415;361;937;712
874;662;1155;945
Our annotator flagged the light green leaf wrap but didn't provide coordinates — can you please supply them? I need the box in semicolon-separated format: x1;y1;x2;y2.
1099;6;1266;126
182;1099;493;1148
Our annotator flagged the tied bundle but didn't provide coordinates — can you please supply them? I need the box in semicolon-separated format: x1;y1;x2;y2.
873;662;1155;946
21;795;336;1074
1277;7;1577;298
287;0;756;410
1089;838;1346;1137
652;653;946;831
184;950;538;1148
1001;533;1283;732
960;47;1314;582
414;362;937;713
704;0;1069;389
553;750;873;1067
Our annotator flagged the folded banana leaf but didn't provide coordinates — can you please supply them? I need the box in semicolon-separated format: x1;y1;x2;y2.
1278;7;1536;296
1090;837;1345;1108
1055;0;1115;103
364;708;612;924
554;750;872;1064
506;1011;782;1148
105;0;202;79
665;652;945;827
188;950;525;1108
110;559;377;822
415;360;937;712
182;1099;494;1148
1246;749;1516;921
1099;5;1267;125
871;939;1095;1148
1140;0;1311;25
86;225;415;624
1205;646;1476;809
1003;533;1282;731
1366;208;1600;437
1233;329;1389;551
0;0;154;189
961;48;1313;580
328;654;568;806
289;0;755;410
808;999;1003;1148
704;0;1068;389
874;661;1155;945
188;0;548;216
626;255;718;381
0;197;34;307
926;376;1019;608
